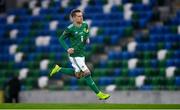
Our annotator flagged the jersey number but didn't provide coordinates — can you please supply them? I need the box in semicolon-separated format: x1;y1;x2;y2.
81;36;84;42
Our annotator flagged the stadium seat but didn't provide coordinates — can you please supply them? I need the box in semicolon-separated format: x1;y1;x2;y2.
0;0;179;91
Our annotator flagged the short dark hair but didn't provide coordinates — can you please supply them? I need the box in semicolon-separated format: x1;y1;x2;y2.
70;9;82;17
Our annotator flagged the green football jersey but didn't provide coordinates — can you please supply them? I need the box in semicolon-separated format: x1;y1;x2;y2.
59;21;89;57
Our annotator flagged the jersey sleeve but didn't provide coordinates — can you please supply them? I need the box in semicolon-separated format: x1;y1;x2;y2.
85;23;89;37
58;28;70;50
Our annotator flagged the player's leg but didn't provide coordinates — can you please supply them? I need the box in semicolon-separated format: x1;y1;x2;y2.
71;57;100;93
74;57;110;100
49;64;74;77
83;70;110;100
49;56;83;77
14;94;19;103
83;70;100;94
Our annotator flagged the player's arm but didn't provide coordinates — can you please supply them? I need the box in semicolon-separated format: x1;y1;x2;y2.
85;23;90;44
59;29;69;50
59;28;74;54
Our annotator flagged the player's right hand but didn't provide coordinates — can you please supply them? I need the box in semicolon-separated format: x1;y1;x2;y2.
67;48;74;54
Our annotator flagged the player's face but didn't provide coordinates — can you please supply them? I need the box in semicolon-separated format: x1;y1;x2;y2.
73;12;83;24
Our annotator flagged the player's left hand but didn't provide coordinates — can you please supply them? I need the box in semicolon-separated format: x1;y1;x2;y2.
67;48;74;54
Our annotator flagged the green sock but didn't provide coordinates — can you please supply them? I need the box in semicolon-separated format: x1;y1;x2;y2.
59;68;74;76
84;75;100;94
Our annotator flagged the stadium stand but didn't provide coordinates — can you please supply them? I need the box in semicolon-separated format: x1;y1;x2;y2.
0;0;179;91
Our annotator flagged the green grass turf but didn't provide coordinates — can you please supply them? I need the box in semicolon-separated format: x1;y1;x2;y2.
0;104;180;109
1;109;180;110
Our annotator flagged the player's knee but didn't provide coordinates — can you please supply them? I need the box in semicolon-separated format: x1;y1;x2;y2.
74;70;91;79
82;70;91;77
74;72;83;79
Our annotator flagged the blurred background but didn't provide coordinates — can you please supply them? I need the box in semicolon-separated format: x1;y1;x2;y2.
0;0;180;103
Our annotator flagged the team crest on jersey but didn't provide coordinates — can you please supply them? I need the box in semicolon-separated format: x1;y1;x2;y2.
84;28;89;33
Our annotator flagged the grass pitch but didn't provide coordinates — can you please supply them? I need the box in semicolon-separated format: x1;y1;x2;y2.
0;104;180;109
